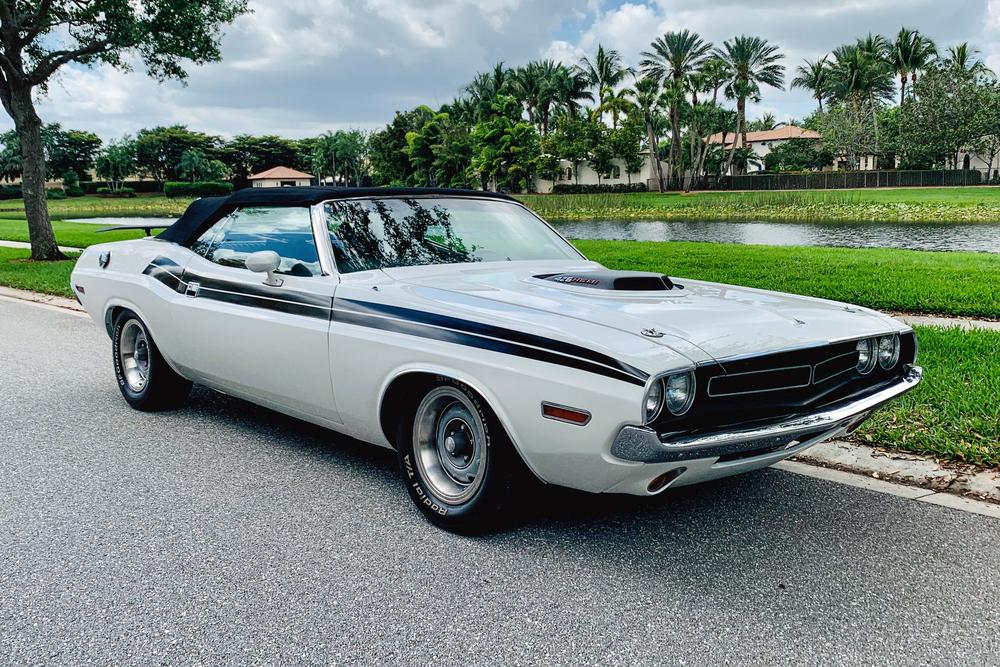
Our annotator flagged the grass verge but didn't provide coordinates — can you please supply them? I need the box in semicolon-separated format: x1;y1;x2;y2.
517;187;1000;222
576;240;1000;319
0;247;76;297
0;218;149;248
858;325;1000;466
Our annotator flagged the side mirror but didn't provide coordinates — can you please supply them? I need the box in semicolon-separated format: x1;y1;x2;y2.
245;250;283;287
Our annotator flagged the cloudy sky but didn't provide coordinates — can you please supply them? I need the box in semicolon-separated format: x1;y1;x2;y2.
13;0;1000;139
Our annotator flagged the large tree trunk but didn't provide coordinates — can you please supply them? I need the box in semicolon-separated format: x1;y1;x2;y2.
646;122;664;192
8;85;62;261
724;98;744;176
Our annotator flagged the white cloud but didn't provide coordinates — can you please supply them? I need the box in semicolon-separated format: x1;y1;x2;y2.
3;0;994;140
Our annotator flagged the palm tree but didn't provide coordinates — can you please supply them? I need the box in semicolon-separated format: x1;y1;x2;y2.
625;76;666;190
791;57;829;111
825;44;895;103
942;43;995;79
578;44;632;98
463;62;510;121
889;28;937;105
595;87;634;129
552;66;594;121
640;29;714;182
714;35;785;175
697;56;731;105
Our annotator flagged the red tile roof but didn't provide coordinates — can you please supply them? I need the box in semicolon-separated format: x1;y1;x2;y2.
707;125;822;148
248;166;314;180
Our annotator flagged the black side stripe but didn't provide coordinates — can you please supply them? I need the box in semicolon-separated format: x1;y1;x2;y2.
331;307;646;386
336;298;650;383
139;257;648;386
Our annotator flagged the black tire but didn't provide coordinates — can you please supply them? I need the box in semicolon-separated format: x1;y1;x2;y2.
395;377;522;533
111;310;192;411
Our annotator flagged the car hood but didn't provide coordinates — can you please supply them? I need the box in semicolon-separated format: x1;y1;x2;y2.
380;260;907;372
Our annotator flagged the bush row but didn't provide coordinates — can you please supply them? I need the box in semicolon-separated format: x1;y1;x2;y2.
550;183;648;194
163;181;235;198
81;180;162;194
95;187;137;198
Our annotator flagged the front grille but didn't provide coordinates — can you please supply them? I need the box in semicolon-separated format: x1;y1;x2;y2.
653;332;917;435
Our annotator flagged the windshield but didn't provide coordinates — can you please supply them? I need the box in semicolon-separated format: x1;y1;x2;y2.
324;197;580;273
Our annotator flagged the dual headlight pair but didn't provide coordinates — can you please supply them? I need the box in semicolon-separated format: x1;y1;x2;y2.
856;334;900;374
644;370;695;423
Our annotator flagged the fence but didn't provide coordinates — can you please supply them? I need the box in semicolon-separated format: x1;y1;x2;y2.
649;169;993;192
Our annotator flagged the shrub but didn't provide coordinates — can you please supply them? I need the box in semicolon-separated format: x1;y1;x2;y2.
0;185;22;200
164;181;234;198
96;186;111;194
46;188;67;200
551;182;647;194
95;186;137;198
66;187;85;197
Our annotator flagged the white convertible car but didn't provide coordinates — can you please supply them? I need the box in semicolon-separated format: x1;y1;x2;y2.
71;187;922;531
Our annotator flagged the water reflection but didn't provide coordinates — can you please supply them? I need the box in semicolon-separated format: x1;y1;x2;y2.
552;219;1000;253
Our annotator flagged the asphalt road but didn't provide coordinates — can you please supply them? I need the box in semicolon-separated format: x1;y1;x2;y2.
1;298;998;666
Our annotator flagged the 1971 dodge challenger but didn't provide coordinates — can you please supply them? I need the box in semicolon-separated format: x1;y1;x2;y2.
71;187;922;531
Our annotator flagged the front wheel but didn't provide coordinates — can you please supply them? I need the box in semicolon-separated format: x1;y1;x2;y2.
112;310;192;411
396;378;521;533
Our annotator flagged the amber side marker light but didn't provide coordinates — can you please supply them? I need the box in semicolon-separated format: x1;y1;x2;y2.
541;402;591;425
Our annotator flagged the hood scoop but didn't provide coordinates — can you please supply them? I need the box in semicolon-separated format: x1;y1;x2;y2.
536;269;677;292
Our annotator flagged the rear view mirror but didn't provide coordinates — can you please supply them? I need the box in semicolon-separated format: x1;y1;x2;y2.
245;250;283;287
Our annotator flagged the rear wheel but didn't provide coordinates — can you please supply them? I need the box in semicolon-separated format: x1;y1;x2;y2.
112;310;191;411
396;378;520;533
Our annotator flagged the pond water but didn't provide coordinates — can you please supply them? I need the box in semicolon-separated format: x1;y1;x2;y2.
70;216;1000;254
551;219;1000;254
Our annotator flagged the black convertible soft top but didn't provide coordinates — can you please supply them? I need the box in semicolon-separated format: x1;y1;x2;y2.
157;186;516;246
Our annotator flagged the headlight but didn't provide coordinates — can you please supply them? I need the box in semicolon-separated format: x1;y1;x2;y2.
664;371;695;416
878;334;900;369
856;338;876;374
644;380;663;422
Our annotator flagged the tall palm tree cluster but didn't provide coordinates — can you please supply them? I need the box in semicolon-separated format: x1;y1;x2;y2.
370;27;995;192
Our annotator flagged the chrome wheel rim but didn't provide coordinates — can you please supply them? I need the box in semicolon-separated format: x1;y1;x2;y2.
119;319;150;392
412;387;486;504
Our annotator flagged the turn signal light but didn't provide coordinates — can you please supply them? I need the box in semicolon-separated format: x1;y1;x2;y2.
541;402;591;425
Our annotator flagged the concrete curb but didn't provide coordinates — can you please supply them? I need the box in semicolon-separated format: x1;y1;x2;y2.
0;285;86;314
896;313;1000;331
791;440;1000;505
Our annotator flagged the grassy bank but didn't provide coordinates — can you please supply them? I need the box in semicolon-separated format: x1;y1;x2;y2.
0;247;76;297
0;218;151;248
517;187;1000;222
578;240;1000;319
0;194;190;219
859;325;999;466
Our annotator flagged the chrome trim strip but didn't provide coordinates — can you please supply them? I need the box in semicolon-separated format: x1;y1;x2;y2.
610;366;923;463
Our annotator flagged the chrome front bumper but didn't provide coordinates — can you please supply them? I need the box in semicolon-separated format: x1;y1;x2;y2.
610;365;923;464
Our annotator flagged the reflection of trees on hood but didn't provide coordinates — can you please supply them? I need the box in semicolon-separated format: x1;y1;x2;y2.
330;199;474;272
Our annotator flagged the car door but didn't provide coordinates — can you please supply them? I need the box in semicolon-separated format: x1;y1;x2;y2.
175;205;341;426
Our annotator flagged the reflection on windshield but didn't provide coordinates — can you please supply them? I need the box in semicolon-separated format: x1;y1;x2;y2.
326;197;579;273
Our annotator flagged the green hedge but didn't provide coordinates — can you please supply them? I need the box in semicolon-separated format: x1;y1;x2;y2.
46;188;67;200
164;181;234;198
0;185;22;200
551;183;647;194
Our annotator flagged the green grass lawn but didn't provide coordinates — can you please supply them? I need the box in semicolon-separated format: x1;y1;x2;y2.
517;187;1000;222
0;247;76;297
577;240;1000;319
859;325;1000;466
0;218;151;248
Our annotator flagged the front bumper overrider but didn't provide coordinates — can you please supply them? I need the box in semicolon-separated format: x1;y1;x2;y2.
610;365;923;464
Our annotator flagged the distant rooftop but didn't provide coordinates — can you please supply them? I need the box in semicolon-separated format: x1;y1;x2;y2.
248;166;314;180
707;125;822;148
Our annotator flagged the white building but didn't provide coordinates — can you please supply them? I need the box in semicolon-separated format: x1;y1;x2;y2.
248;166;314;187
706;125;823;174
533;151;656;193
957;141;1000;178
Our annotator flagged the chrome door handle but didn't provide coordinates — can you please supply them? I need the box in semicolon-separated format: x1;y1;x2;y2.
185;281;201;297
